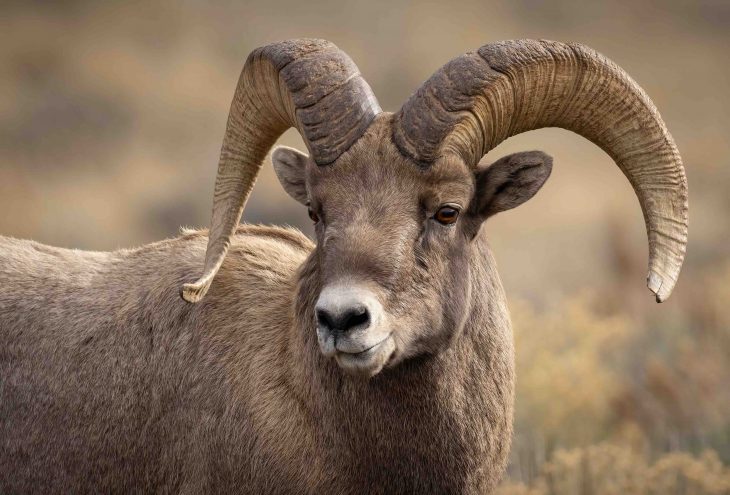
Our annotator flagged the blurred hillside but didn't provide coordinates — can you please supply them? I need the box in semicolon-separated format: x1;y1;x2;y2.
1;0;728;490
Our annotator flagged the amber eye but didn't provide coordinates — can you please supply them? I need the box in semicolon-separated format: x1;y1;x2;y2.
308;208;320;223
434;206;460;225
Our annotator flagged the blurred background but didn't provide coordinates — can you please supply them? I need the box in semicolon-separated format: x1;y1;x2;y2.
1;0;728;492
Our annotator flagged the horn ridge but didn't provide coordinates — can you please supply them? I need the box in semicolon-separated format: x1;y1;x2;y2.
181;39;381;302
394;39;687;301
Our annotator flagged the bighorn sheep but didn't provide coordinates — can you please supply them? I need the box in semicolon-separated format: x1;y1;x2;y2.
0;39;687;493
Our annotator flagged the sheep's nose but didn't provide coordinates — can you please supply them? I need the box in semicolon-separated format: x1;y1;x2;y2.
316;304;370;335
315;284;384;357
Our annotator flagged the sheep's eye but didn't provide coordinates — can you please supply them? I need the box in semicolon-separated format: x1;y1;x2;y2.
308;208;320;223
434;206;459;225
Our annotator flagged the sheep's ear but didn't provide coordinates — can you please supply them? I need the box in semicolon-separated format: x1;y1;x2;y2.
473;151;553;219
272;146;311;205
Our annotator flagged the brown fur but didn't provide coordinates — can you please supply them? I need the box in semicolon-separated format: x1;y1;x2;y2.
0;115;556;493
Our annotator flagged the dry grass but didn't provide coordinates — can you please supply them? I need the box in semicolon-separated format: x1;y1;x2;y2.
502;261;730;489
497;444;730;495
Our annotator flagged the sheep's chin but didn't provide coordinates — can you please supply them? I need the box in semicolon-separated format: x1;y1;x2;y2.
334;336;395;378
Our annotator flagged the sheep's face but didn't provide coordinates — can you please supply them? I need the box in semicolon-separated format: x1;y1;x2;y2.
273;118;551;378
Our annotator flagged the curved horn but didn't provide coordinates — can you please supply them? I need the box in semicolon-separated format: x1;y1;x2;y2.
394;39;687;302
182;39;381;302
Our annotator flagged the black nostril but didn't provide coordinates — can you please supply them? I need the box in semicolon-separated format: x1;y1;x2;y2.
317;308;335;331
316;305;370;334
342;306;369;331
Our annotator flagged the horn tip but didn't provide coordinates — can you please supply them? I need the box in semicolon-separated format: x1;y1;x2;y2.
181;280;210;303
647;270;676;303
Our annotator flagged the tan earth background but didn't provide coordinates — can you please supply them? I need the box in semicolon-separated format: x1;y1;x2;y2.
1;0;729;492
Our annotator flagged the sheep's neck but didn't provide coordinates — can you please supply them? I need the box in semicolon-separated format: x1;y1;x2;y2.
286;236;514;490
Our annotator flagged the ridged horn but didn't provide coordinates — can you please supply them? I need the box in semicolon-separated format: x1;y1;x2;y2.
393;39;687;302
182;39;381;302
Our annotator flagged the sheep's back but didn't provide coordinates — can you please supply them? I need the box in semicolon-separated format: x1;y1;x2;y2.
0;225;312;493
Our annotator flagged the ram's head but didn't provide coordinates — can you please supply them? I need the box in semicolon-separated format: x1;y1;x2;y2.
182;39;688;377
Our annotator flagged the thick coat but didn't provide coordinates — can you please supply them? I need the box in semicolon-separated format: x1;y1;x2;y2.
1;223;512;493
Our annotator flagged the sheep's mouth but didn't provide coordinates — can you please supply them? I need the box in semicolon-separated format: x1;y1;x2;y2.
336;333;391;356
334;334;395;378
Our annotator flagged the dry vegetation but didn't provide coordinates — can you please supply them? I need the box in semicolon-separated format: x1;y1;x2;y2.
497;445;730;495
1;0;728;490
501;262;730;490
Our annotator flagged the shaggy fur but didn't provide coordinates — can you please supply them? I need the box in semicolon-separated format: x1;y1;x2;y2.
0;115;552;493
1;225;511;494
